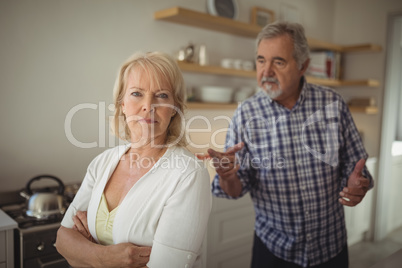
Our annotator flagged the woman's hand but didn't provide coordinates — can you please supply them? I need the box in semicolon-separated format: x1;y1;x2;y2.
72;211;95;243
99;243;151;268
71;211;152;267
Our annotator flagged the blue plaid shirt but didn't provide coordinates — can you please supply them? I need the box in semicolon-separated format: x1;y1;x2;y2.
211;78;373;267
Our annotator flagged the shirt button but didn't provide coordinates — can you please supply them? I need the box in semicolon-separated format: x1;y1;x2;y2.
185;264;190;268
300;185;306;190
306;234;311;240
297;160;302;166
187;254;192;260
293;135;298;140
305;211;309;216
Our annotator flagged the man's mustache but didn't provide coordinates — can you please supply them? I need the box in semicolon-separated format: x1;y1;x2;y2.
262;77;279;84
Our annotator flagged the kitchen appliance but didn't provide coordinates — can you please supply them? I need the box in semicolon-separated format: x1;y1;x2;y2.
20;175;66;219
0;178;80;268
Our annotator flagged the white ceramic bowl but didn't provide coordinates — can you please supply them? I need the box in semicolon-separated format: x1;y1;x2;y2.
200;86;233;103
221;58;234;69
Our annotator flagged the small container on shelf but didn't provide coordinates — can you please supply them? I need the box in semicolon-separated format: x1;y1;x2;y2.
199;86;234;103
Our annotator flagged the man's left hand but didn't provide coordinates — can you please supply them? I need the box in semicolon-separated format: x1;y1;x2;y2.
339;159;370;207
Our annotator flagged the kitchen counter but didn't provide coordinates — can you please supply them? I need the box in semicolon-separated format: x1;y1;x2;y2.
0;209;17;231
0;209;17;268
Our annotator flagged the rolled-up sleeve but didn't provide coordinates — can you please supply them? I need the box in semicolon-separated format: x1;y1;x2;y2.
147;167;212;268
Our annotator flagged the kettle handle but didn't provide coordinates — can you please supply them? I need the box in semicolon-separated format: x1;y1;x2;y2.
26;175;65;195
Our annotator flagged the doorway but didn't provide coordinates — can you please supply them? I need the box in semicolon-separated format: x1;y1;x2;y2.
375;12;402;241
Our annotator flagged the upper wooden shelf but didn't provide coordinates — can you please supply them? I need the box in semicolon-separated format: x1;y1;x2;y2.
154;6;261;38
154;7;382;52
178;61;379;87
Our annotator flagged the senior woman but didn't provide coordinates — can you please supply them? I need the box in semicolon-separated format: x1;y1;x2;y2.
56;51;212;268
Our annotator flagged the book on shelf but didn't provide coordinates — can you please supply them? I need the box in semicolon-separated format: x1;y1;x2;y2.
306;51;341;80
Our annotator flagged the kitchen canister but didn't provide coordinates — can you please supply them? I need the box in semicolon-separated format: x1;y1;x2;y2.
198;45;208;66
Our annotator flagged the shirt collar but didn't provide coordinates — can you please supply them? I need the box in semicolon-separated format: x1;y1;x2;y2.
296;76;307;106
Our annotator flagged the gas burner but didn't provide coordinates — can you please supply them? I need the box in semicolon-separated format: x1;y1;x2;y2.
1;202;64;229
18;215;63;229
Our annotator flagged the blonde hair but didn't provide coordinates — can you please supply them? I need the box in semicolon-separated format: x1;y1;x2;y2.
111;51;187;147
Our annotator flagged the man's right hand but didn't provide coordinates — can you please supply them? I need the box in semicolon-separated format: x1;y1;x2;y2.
208;142;244;180
208;142;244;197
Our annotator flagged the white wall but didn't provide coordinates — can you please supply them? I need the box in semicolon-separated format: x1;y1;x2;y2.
0;0;337;191
332;0;402;157
332;0;402;241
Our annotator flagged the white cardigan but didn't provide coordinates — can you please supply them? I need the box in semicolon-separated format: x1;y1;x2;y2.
61;144;212;268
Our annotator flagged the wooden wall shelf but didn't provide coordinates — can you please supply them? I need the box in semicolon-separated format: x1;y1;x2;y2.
349;106;378;114
187;102;238;110
154;6;261;38
155;7;382;53
178;62;379;87
305;76;380;87
156;7;381;114
187;102;379;114
342;44;383;53
307;38;382;53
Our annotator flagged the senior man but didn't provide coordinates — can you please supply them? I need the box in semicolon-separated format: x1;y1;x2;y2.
208;21;373;268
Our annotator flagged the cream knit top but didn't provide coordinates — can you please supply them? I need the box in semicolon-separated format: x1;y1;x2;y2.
95;193;119;245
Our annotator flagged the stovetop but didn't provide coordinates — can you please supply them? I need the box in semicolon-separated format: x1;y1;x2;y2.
0;183;80;230
1;202;65;229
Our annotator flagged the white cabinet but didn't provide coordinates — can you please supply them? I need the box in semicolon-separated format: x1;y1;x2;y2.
205;194;255;268
387;155;402;233
0;210;17;268
0;231;5;263
345;155;402;244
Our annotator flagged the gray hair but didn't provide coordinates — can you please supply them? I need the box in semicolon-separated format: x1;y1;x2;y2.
256;21;310;68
